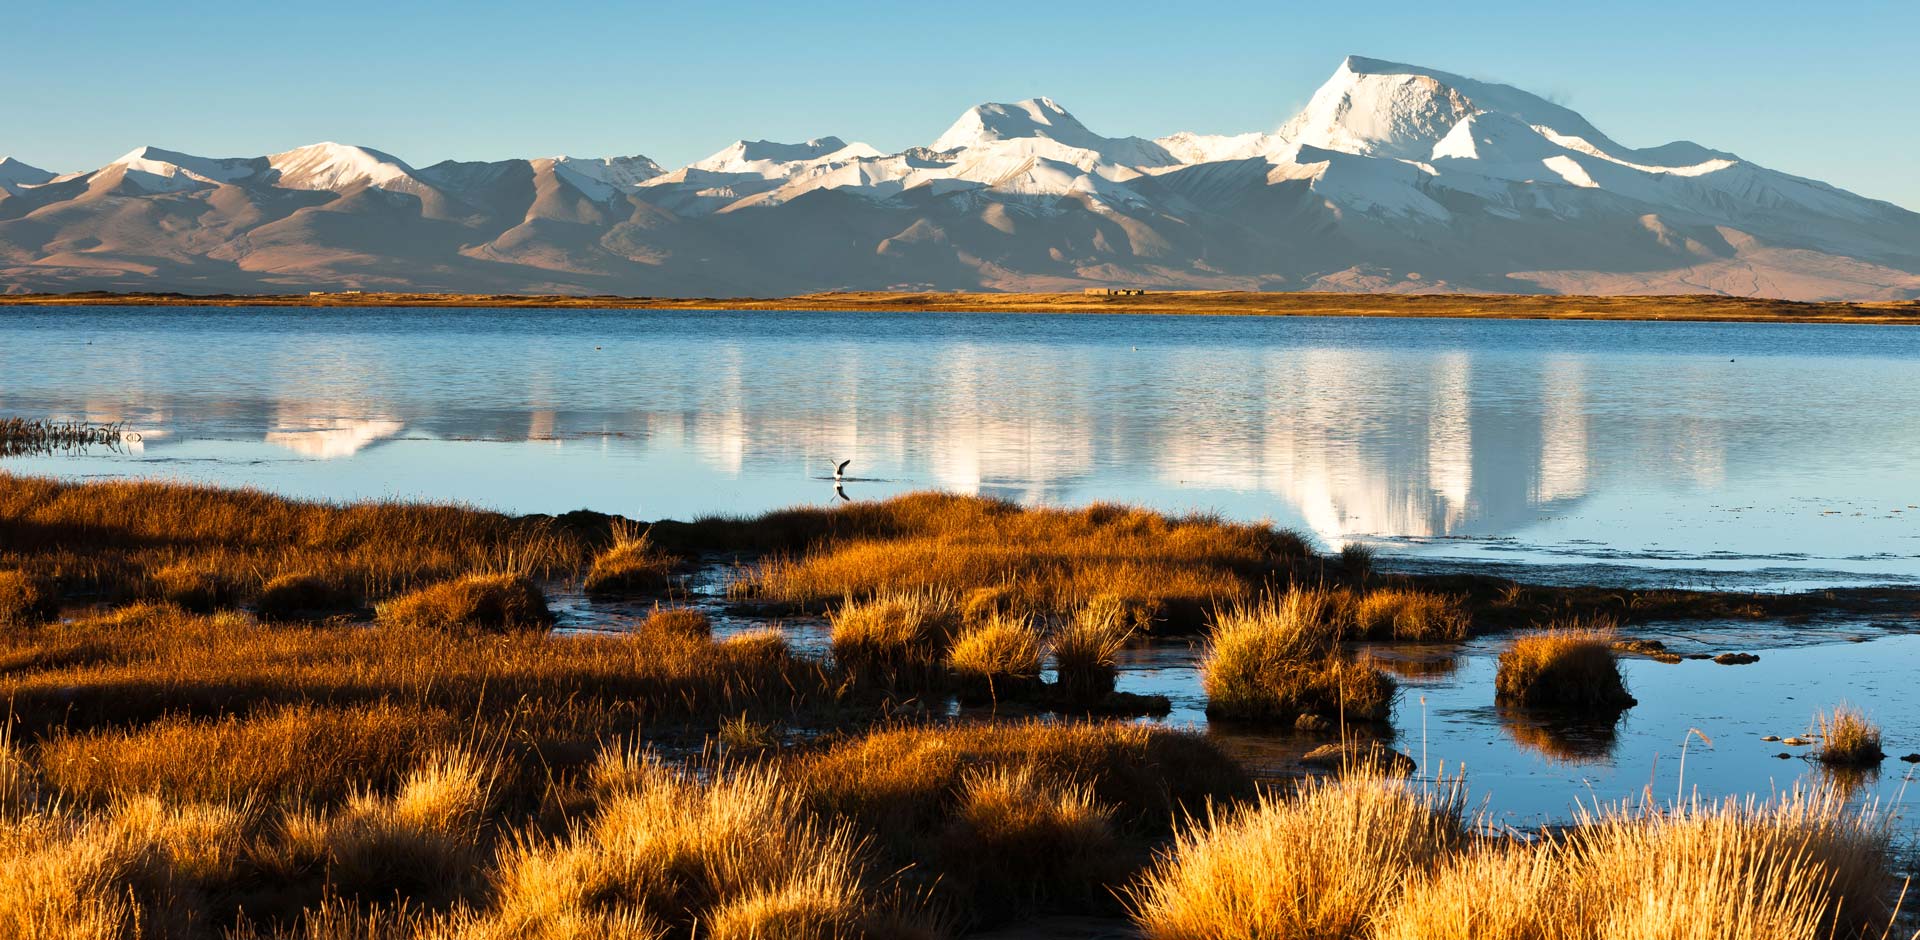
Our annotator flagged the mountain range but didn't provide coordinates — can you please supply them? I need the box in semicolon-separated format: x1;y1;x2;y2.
4;56;1918;299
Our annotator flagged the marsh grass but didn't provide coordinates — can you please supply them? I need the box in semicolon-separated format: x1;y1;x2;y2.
1495;620;1637;711
948;613;1044;701
1050;596;1137;701
639;606;713;639
1125;771;1467;940
0;474;587;610
1350;588;1469;641
0;569;58;628
734;493;1308;630
828;590;963;689
1201;590;1396;724
1816;705;1886;766
935;766;1124;920
1131;779;1898;940
376;573;554;633
583;523;677;596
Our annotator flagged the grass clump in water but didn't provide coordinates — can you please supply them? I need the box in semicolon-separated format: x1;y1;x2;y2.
583;523;677;596
376;572;554;633
1050;595;1137;701
1350;588;1469;641
1494;620;1637;711
828;590;962;688
1200;589;1395;724
639;605;713;639
948;612;1044;701
1815;705;1885;766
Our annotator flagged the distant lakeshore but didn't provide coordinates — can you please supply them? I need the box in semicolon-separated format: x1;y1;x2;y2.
4;290;1919;324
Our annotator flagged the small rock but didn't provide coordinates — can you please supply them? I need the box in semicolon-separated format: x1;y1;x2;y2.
1775;752;1793;760
1782;737;1811;747
1761;735;1781;742
1714;652;1760;665
1901;753;1920;763
1611;638;1668;655
1294;713;1332;732
1301;742;1416;777
1684;653;1715;661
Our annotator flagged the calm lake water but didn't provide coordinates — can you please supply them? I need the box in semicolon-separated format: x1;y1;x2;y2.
6;305;1919;589
6;304;1920;829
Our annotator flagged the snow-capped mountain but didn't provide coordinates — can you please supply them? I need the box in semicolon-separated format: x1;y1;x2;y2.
3;56;1916;299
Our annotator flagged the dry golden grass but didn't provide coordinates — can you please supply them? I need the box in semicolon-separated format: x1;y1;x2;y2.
638;606;713;639
376;573;554;633
582;525;676;596
947;613;1044;699
734;493;1307;630
796;721;1250;845
0;603;827;763
0;569;58;629
828;590;963;688
1134;781;1899;940
1815;705;1886;766
1495;622;1637;710
281;749;496;904
1350;589;1469;641
1125;772;1465;940
471;755;893;939
0;474;590;611
38;703;464;805
1201;590;1396;724
1050;596;1136;701
934;766;1123;919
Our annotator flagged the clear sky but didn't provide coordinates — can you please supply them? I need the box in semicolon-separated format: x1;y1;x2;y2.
3;0;1916;209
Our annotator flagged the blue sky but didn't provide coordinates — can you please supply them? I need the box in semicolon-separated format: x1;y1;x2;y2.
3;0;1916;209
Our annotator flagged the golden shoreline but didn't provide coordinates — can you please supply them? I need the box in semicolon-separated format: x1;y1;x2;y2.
4;289;1919;324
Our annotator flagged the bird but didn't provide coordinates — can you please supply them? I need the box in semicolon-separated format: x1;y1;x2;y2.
834;458;851;483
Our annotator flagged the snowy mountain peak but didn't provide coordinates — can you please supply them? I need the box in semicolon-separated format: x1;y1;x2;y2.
932;97;1098;153
688;138;854;175
267;142;418;192
105;146;260;187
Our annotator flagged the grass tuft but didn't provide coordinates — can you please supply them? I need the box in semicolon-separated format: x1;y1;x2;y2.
376;572;554;633
828;590;962;688
1050;596;1136;701
1494;620;1637;710
1201;590;1395;724
1814;705;1885;766
1351;588;1469;641
948;613;1044;700
256;573;361;623
0;569;58;629
583;524;676;596
638;606;713;639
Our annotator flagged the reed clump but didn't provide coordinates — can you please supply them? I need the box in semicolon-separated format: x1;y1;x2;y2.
279;749;497;904
828;590;962;688
1494;620;1637;710
583;523;677;595
1050;595;1137;701
376;573;554;633
0;417;126;456
734;493;1309;630
1350;588;1469;641
948;613;1044;700
1201;590;1396;724
639;606;714;639
1815;705;1885;766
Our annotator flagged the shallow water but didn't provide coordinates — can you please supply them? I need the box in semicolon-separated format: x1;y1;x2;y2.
5;306;1920;588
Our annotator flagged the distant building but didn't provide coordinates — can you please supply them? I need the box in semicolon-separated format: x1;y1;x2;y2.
1083;288;1147;296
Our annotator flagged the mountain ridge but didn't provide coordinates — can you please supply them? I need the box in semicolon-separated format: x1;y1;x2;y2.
4;56;1916;300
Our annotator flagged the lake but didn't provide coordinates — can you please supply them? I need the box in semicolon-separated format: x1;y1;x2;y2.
6;305;1918;589
6;303;1920;829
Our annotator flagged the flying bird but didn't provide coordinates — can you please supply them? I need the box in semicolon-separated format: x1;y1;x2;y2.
835;458;851;482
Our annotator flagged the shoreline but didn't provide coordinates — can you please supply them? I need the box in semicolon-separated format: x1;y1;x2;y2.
4;289;1919;324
